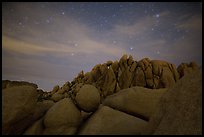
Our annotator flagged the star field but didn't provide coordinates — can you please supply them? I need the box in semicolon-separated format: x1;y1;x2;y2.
2;2;202;91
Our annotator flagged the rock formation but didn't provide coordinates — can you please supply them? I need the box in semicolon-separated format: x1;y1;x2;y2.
2;54;201;135
145;69;202;135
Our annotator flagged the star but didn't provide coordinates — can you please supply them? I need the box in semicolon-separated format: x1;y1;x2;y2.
151;28;154;31
71;53;74;56
74;43;78;47
130;47;134;50
62;12;65;15
19;22;22;25
46;19;50;23
112;14;116;17
156;14;160;18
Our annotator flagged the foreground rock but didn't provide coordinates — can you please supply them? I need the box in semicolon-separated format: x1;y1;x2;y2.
103;87;167;121
23;118;44;135
145;69;202;135
76;84;101;112
2;86;38;135
43;98;81;135
78;105;148;135
2;55;201;135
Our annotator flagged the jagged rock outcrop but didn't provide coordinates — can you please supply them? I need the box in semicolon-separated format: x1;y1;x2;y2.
2;55;201;135
69;55;187;100
177;62;199;78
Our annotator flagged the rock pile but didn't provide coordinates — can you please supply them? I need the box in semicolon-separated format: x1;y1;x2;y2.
2;55;201;135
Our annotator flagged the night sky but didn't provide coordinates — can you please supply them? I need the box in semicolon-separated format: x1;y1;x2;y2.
2;2;202;91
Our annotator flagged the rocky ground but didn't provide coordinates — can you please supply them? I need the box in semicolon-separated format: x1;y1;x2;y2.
2;54;202;135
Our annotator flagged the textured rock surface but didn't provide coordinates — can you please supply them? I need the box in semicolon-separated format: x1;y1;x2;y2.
33;100;55;119
50;92;64;102
2;85;38;135
23;118;44;135
43;98;81;135
177;62;199;78
2;80;38;89
2;55;201;135
103;87;167;121
145;69;202;135
76;84;100;112
78;105;148;135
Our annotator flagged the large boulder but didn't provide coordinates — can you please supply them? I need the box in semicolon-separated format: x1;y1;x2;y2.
43;98;81;135
145;69;202;135
2;85;38;135
78;105;148;135
23;118;44;135
75;84;100;112
103;87;167;121
32;100;55;119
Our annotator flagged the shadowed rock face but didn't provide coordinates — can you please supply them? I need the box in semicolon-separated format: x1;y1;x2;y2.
2;55;201;135
2;86;38;135
144;69;202;135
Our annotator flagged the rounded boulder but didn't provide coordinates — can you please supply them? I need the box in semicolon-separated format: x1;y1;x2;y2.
76;84;100;112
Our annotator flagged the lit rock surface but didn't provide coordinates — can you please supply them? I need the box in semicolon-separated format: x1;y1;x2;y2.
145;69;202;135
78;105;148;135
43;98;81;135
76;84;100;112
103;87;167;121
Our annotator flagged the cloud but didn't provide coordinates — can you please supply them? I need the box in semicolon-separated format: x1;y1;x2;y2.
176;14;202;31
113;15;154;37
